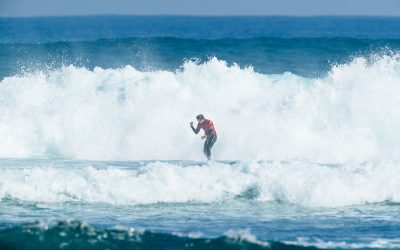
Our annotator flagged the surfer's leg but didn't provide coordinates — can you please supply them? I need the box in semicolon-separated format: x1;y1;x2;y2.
204;135;216;160
204;138;212;160
203;139;209;158
209;135;217;149
208;135;217;159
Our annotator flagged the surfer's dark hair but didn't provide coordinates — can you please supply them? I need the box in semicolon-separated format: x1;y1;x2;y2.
196;114;204;120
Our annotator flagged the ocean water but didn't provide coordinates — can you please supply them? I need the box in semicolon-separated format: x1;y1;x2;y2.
0;16;400;249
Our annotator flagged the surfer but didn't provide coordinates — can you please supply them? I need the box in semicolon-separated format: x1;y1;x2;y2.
190;114;217;160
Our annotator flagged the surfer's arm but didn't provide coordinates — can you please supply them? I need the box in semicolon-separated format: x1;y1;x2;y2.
190;123;201;134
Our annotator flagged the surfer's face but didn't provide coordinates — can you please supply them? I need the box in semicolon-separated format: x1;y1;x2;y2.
197;118;204;123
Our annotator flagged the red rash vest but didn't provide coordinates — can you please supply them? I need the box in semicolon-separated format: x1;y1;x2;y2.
192;119;217;137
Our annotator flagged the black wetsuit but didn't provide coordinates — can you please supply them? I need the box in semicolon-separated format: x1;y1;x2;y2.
203;134;217;160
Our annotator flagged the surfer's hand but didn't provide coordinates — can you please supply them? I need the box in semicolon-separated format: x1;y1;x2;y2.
190;122;193;126
201;135;206;140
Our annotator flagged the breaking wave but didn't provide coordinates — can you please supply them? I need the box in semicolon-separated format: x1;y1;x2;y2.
0;55;400;162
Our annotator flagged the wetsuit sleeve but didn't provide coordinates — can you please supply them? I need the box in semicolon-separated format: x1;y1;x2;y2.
191;124;201;134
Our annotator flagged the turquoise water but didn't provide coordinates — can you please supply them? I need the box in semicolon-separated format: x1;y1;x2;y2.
1;16;400;249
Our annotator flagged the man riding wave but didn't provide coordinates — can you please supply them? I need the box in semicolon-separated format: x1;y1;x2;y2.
190;114;217;160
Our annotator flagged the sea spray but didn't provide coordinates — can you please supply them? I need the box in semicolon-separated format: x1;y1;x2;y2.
0;56;399;162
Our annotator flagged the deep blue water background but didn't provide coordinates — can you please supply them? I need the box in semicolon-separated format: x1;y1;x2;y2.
1;16;400;78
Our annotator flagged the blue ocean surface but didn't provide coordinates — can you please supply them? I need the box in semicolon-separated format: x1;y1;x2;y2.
0;16;400;249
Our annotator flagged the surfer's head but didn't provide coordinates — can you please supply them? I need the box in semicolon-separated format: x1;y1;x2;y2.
196;114;205;123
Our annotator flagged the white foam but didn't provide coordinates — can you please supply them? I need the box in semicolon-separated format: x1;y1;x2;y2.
0;55;400;162
0;161;399;207
285;237;400;249
224;229;270;247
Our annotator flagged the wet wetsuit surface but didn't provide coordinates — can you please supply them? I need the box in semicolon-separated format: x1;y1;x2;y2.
203;134;217;159
191;119;217;159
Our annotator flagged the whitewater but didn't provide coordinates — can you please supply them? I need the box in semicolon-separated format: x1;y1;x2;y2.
0;160;399;207
0;54;399;210
1;55;400;162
